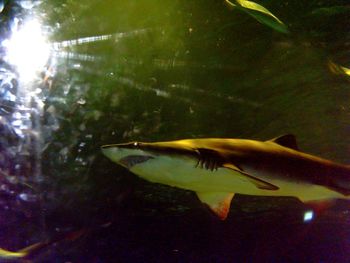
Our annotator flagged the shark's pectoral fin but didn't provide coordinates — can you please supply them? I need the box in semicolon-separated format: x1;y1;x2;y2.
195;149;278;190
196;192;234;220
223;163;279;190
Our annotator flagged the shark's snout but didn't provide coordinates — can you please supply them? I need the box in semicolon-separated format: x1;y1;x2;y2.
101;145;123;163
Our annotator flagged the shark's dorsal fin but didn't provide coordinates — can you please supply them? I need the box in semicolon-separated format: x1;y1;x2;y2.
196;192;234;220
269;134;299;150
223;163;279;190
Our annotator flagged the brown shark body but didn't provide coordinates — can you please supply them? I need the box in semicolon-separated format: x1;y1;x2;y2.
101;135;350;219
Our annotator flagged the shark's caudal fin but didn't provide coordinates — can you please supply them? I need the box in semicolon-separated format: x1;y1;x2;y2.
0;244;40;260
0;229;86;261
196;192;235;220
328;180;350;196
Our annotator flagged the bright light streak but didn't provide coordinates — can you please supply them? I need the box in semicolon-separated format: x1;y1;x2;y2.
3;18;50;82
303;210;314;222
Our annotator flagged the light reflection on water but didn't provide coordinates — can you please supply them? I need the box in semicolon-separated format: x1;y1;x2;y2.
0;3;156;197
0;0;50;255
3;17;50;83
52;28;150;49
0;0;187;238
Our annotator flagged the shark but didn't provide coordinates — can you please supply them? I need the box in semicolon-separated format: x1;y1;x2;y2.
101;134;350;219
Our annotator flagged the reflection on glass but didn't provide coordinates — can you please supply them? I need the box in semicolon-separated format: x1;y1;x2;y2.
303;210;314;222
3;18;50;83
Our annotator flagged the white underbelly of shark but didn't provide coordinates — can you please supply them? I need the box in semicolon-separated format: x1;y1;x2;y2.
131;156;343;202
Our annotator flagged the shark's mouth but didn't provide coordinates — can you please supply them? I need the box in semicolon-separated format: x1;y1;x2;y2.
119;155;154;169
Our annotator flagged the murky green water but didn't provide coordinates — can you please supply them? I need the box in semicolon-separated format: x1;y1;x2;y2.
1;0;350;262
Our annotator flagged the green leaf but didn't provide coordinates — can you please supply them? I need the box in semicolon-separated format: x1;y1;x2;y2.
225;0;289;34
225;0;237;8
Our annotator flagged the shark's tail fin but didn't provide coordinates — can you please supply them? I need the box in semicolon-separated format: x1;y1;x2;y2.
328;185;350;196
328;168;350;196
0;228;86;261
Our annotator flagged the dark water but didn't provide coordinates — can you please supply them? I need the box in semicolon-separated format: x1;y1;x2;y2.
1;0;350;262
